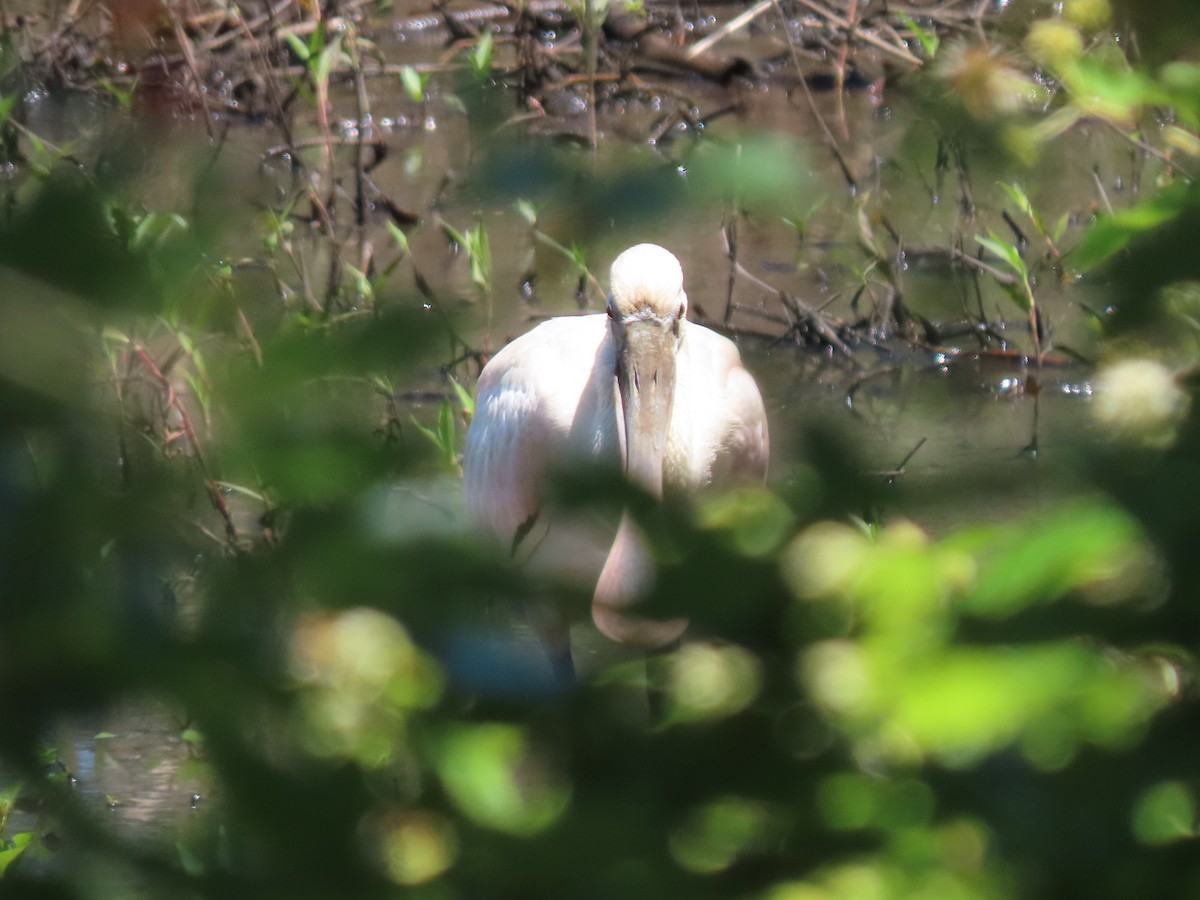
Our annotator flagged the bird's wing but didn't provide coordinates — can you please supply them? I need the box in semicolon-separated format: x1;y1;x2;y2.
723;362;770;481
463;317;610;558
677;325;770;485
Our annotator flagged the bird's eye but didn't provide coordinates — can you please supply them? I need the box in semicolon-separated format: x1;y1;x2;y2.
676;302;685;319
606;300;615;319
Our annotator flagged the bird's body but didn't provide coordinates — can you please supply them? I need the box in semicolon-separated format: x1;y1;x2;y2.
464;244;768;672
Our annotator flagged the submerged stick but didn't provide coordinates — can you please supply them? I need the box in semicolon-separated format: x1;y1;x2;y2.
793;0;922;66
685;0;774;60
584;0;598;150
604;14;753;82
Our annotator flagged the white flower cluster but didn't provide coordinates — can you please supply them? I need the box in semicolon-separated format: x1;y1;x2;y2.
1092;359;1191;448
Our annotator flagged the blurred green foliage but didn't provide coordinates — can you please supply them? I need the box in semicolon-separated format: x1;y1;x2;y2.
3;2;1200;899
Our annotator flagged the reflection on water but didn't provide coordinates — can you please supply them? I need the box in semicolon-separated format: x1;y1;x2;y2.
10;702;213;884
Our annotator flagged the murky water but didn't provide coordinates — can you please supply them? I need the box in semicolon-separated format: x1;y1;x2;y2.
74;710;204;816
7;0;1121;870
6;702;213;890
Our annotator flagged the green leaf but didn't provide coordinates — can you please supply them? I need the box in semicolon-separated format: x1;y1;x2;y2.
976;234;1026;277
999;182;1033;219
1026;106;1083;145
181;369;211;420
568;240;588;271
1074;184;1192;271
438;398;455;456
1052;211;1070;244
449;375;475;418
177;839;207;876
345;263;375;303
1060;57;1166;122
444;220;492;294
284;32;311;62
976;233;1035;313
0;832;32;877
896;11;939;57
432;724;570;836
468;222;491;293
315;34;344;88
411;397;463;470
385;220;410;254
956;502;1142;618
999;182;1055;244
1162;125;1200;157
1132;781;1197;844
214;481;267;503
516;198;538;227
0;781;22;814
410;414;444;453
470;30;494;81
130;211;188;250
399;65;426;104
0;93;15;128
441;221;467;250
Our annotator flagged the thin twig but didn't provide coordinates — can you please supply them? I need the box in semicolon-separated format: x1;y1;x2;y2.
685;0;774;60
890;436;927;475
583;0;598;150
723;216;738;326
903;244;1019;285
1091;167;1114;214
722;229;854;355
833;0;858;139
168;8;217;141
772;0;858;192
792;0;923;66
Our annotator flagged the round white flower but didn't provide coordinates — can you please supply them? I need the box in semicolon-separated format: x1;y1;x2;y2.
1093;358;1190;447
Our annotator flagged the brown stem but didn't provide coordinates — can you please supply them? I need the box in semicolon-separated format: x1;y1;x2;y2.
132;345;239;548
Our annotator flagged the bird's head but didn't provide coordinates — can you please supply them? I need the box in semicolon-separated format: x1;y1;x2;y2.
608;242;689;325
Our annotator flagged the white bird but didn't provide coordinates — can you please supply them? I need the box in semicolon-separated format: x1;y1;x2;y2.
464;243;769;678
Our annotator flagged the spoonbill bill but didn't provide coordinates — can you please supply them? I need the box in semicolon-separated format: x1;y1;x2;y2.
464;243;769;678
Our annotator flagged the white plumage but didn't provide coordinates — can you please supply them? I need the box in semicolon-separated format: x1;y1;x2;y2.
464;243;768;675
